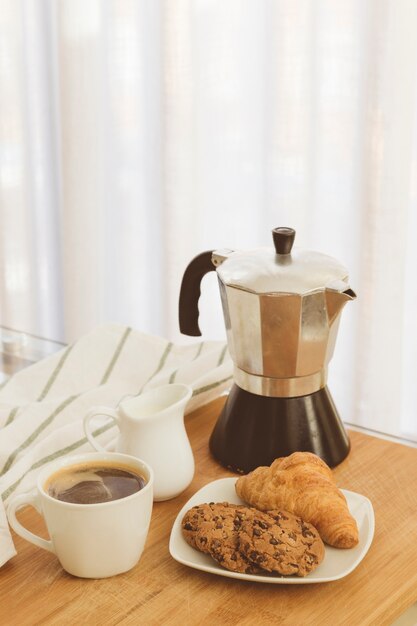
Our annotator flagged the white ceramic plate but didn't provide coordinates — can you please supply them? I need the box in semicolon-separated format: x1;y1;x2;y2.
169;477;375;584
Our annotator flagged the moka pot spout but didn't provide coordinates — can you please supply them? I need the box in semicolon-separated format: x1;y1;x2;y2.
325;280;357;326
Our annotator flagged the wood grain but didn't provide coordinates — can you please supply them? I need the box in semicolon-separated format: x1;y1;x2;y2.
2;397;417;626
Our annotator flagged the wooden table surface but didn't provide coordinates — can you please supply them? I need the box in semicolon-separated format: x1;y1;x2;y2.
2;396;417;626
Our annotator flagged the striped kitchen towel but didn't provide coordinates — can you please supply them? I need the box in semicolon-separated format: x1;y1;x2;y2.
0;324;232;565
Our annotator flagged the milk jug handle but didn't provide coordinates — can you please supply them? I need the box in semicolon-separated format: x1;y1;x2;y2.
83;406;120;452
179;251;215;336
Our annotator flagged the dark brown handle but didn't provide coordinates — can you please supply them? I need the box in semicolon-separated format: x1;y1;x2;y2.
272;227;296;254
179;251;215;336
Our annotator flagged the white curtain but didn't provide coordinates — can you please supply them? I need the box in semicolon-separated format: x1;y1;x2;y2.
0;0;416;439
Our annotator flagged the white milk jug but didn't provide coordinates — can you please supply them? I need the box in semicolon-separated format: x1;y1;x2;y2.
83;383;194;501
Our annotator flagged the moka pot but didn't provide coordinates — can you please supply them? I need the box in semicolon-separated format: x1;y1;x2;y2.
178;227;356;473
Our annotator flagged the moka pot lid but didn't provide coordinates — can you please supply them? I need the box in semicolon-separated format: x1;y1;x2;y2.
214;227;351;295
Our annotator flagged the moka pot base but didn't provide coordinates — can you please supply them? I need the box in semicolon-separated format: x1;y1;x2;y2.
208;383;350;474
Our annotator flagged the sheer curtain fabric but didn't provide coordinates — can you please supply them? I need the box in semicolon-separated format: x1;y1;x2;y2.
0;0;416;438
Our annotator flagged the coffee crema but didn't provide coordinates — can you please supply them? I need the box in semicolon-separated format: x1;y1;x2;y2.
45;461;146;505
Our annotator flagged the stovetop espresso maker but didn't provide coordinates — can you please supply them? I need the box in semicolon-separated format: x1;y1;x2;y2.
179;227;356;473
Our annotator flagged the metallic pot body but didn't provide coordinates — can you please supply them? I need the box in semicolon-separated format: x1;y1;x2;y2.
219;278;353;398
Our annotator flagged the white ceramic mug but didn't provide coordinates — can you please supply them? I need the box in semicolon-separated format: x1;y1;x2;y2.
7;452;154;579
83;384;194;501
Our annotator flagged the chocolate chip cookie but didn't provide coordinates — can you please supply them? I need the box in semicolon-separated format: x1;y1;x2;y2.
238;509;325;577
207;506;265;574
182;502;263;573
209;534;263;574
182;502;242;553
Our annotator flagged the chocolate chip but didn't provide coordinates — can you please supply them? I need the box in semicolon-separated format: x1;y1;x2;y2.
306;551;318;565
184;523;193;531
301;525;314;538
270;537;278;545
253;528;262;537
257;520;269;529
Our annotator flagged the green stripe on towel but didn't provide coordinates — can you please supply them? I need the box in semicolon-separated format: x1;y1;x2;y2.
1;394;79;475
37;345;74;401
4;406;20;427
192;375;233;397
0;377;10;392
138;342;173;394
217;345;228;366
169;342;205;384
168;368;178;384
100;327;132;385
193;342;205;360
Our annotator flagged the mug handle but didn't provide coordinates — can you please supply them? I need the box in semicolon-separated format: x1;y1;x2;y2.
83;406;120;452
7;492;55;553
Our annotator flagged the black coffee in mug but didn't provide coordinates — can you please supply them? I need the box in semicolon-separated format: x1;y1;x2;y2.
45;460;146;504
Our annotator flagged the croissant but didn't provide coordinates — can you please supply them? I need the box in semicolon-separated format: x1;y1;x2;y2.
235;451;359;549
